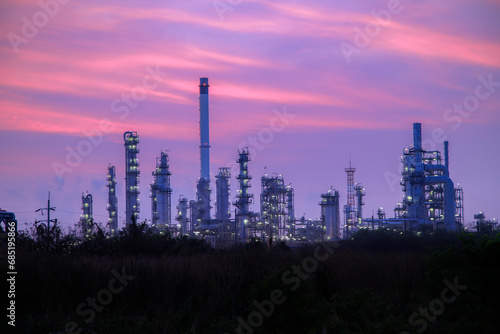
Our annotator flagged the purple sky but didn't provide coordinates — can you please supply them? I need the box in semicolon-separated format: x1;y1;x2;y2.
1;0;499;231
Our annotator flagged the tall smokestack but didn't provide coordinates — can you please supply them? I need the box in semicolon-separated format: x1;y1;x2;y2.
199;78;210;181
196;78;212;224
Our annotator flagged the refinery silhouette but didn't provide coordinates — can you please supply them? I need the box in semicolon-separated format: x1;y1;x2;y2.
8;77;488;249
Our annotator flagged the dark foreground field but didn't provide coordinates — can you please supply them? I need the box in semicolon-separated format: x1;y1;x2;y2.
2;225;500;334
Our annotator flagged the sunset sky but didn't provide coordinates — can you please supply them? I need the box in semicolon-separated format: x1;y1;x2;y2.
1;0;499;231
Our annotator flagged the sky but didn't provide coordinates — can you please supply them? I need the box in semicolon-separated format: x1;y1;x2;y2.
1;0;499;232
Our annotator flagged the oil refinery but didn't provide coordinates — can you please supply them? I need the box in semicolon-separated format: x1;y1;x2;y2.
64;77;470;246
8;78;471;245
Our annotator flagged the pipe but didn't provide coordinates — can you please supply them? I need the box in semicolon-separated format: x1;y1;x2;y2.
444;141;449;173
413;123;422;151
425;176;455;231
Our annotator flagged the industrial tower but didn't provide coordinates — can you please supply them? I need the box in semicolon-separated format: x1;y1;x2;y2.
150;151;172;229
286;186;295;233
260;174;291;240
355;183;365;224
455;186;464;228
81;192;93;235
176;196;189;235
344;161;357;238
195;78;213;229
215;167;231;221
320;189;341;240
234;148;253;242
124;131;140;225
106;164;118;233
398;123;458;231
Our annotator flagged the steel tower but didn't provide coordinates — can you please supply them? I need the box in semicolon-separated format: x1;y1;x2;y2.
344;161;356;238
150;151;172;228
355;183;365;223
106;164;118;233
260;175;289;240
234;148;253;242
81;192;93;235
124;131;140;225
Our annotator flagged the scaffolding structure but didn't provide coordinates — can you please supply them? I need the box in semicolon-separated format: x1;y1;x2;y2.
124;131;140;225
344;162;357;238
234;148;253;242
106;164;118;233
260;174;291;240
150;151;172;230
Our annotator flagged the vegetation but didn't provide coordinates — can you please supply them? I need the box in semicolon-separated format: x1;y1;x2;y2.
1;224;499;334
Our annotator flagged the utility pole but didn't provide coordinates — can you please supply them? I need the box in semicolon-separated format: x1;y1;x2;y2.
36;191;56;230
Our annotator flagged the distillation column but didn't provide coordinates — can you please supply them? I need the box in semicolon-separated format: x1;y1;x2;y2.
106;164;118;233
320;189;340;240
286;186;295;237
355;183;365;225
344;162;356;238
189;200;198;230
400;123;427;229
81;192;93;235
150;151;172;229
234;148;253;242
124;131;140;225
176;196;189;235
215;167;231;221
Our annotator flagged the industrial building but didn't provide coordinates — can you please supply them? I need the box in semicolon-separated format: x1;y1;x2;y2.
150;151;172;231
259;174;293;240
90;78;467;246
357;123;463;232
